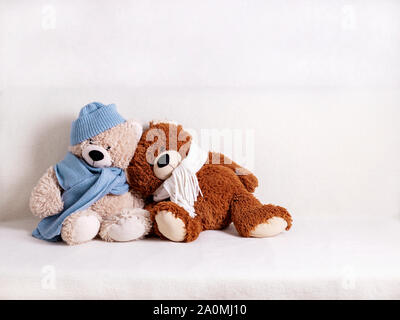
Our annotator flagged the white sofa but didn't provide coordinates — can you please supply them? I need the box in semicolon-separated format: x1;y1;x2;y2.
1;216;399;299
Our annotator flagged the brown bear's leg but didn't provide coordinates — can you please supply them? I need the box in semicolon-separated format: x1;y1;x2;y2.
231;193;292;238
151;201;203;242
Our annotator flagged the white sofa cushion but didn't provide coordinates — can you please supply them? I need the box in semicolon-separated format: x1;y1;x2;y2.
1;217;399;299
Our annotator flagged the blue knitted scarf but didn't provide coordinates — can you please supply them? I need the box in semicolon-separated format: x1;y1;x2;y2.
32;152;129;242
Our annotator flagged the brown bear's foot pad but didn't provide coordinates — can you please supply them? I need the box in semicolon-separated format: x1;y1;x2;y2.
61;209;101;245
151;201;203;242
250;217;288;238
155;211;186;242
99;208;152;242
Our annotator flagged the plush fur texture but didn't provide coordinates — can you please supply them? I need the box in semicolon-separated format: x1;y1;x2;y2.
127;122;192;198
90;192;144;218
68;120;143;169
30;119;151;245
30;167;64;218
61;209;101;245
99;208;152;242
127;121;293;242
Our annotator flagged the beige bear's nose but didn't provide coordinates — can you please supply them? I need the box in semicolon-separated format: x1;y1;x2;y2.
89;150;104;162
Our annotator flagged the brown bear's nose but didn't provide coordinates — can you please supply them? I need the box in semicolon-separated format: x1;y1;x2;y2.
89;150;104;162
156;153;170;168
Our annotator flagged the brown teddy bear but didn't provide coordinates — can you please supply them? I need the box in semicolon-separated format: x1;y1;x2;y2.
127;121;292;242
30;102;151;245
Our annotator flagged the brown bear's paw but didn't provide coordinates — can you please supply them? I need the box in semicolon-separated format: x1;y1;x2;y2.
233;204;292;238
151;202;203;242
155;211;186;242
61;210;101;245
99;208;151;242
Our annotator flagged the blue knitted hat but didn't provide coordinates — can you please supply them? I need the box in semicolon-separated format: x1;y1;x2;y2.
70;102;126;145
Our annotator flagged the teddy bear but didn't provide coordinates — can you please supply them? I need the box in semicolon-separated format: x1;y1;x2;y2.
126;121;293;242
30;102;152;245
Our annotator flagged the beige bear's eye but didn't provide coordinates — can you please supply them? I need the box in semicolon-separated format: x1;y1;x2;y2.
106;146;111;151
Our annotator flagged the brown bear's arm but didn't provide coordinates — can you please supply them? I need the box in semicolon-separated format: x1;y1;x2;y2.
208;152;259;193
29;166;64;218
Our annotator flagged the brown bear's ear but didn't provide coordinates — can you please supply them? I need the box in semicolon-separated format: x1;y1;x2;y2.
149;121;192;140
146;120;192;157
149;120;178;128
177;126;192;143
178;128;192;158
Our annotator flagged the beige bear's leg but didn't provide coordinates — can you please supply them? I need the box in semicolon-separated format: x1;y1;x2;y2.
61;210;101;245
99;208;151;242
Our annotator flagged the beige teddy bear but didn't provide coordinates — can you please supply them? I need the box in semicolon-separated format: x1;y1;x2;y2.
30;102;151;245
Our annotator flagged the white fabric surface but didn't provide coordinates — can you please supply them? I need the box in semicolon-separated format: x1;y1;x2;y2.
1;217;400;300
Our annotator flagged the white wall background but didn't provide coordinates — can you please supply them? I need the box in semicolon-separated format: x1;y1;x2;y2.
0;0;399;221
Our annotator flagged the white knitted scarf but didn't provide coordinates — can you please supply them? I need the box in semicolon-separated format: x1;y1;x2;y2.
153;143;208;218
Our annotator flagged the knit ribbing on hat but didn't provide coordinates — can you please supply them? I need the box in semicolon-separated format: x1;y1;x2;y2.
70;102;126;145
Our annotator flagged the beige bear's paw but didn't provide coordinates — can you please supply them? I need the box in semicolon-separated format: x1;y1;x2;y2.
61;210;101;245
99;209;151;242
155;211;186;242
249;217;288;238
29;167;64;218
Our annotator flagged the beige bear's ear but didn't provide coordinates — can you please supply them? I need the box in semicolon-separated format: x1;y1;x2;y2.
127;119;143;138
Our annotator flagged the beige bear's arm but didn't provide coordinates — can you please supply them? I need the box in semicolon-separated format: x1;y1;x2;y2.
29;166;64;218
131;191;145;209
125;169;145;209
